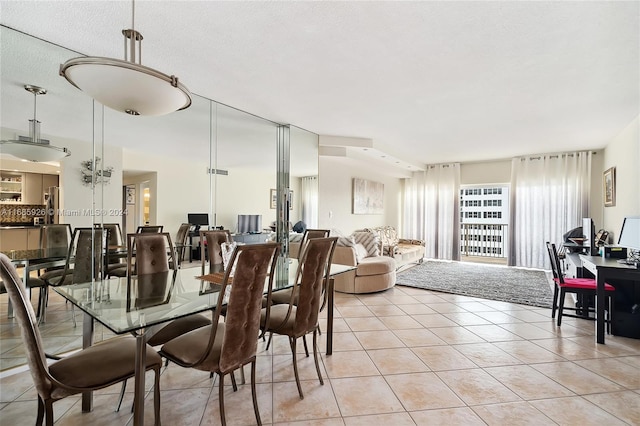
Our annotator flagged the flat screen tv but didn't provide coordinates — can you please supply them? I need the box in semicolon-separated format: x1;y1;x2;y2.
238;214;262;234
187;213;209;231
618;216;640;251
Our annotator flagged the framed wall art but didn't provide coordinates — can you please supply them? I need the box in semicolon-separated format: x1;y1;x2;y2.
603;167;616;207
352;178;384;214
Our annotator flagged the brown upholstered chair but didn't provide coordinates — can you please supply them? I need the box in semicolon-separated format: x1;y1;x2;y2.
95;223;128;276
44;228;106;325
0;253;162;426
174;223;192;266
261;237;337;399
200;230;232;274
270;229;330;306
137;225;164;233
160;243;280;426
36;224;72;282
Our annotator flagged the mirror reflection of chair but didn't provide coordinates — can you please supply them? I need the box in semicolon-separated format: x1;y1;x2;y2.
117;232;211;410
546;242;615;330
43;228;106;325
97;223;127;277
261;237;337;399
159;242;280;426
173;223;192;267
136;225;163;233
0;253;162;426
200;230;233;274
36;224;73;283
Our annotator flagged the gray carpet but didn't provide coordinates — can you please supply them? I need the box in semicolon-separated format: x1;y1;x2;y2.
397;260;554;308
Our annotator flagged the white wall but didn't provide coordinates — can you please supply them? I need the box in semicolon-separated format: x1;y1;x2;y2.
602;115;640;241
318;155;401;233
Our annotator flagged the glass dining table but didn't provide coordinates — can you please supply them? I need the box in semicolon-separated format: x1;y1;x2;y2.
53;259;355;426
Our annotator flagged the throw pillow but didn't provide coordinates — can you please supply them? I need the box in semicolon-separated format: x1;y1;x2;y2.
354;243;368;262
352;231;380;257
330;229;355;247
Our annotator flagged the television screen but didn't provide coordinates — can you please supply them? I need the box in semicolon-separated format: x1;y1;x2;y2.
618;217;640;251
238;214;262;234
187;213;209;227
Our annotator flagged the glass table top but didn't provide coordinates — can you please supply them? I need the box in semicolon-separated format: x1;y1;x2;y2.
53;261;355;335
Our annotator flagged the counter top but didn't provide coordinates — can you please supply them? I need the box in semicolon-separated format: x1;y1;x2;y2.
0;225;41;229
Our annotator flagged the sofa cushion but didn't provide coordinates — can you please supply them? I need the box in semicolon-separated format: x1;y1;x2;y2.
352;231;380;257
357;256;395;276
354;243;368;263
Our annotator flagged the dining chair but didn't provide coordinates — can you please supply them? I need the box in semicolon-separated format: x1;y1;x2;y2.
116;232;211;409
137;225;164;233
200;229;233;274
36;224;73;282
546;242;615;330
260;237;337;399
270;229;331;306
42;228;106;325
174;223;192;267
0;253;162;426
159;242;280;426
97;223;127;276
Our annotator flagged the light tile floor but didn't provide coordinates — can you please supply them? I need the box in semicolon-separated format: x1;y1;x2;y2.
1;284;640;425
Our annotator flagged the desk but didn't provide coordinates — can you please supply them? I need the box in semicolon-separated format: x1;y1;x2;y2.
53;261;354;426
579;255;640;344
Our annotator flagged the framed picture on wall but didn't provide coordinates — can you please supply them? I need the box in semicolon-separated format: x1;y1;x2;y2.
352;178;384;214
126;187;136;205
603;167;616;207
270;189;293;210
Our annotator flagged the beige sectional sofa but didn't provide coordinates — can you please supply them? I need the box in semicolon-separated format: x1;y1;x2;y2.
364;226;425;269
330;245;396;294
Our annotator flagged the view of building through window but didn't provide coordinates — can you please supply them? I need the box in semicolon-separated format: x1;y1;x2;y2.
459;185;510;261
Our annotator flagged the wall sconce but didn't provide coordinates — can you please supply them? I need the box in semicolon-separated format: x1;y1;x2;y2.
81;157;114;186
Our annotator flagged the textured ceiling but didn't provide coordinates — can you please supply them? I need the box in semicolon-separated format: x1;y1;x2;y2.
1;1;638;170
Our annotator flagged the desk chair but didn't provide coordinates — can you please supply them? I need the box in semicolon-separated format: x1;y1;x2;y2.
546;242;615;330
0;253;162;426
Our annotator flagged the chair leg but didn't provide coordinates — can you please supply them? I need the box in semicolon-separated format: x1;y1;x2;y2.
153;367;161;426
551;283;559;319
302;334;310;357
312;329;323;386
71;304;77;328
36;397;45;426
44;399;54;426
290;337;304;399
265;332;273;351
116;380;127;411
230;370;238;392
557;288;566;327
218;373;227;426
251;360;262;426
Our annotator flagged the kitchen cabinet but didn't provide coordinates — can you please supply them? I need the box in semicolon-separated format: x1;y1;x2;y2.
23;173;43;204
0;227;42;250
0;171;23;203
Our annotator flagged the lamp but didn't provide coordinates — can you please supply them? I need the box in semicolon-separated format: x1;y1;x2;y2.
0;85;71;163
59;0;191;116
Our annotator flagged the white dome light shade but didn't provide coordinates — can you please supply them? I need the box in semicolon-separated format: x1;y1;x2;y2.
60;57;192;116
1;140;70;162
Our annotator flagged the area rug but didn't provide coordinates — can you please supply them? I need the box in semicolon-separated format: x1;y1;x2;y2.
397;260;554;308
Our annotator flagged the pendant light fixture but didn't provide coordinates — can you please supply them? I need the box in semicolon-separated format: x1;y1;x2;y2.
0;85;71;163
59;0;192;116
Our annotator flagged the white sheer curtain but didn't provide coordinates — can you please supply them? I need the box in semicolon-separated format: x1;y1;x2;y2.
403;163;460;260
300;176;318;228
509;151;592;269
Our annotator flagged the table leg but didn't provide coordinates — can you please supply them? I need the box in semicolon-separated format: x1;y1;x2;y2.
133;332;147;426
81;313;94;412
326;278;334;355
596;272;605;344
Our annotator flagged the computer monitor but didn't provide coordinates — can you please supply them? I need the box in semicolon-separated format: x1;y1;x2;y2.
582;217;597;255
237;214;262;234
187;213;209;231
618;217;640;251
